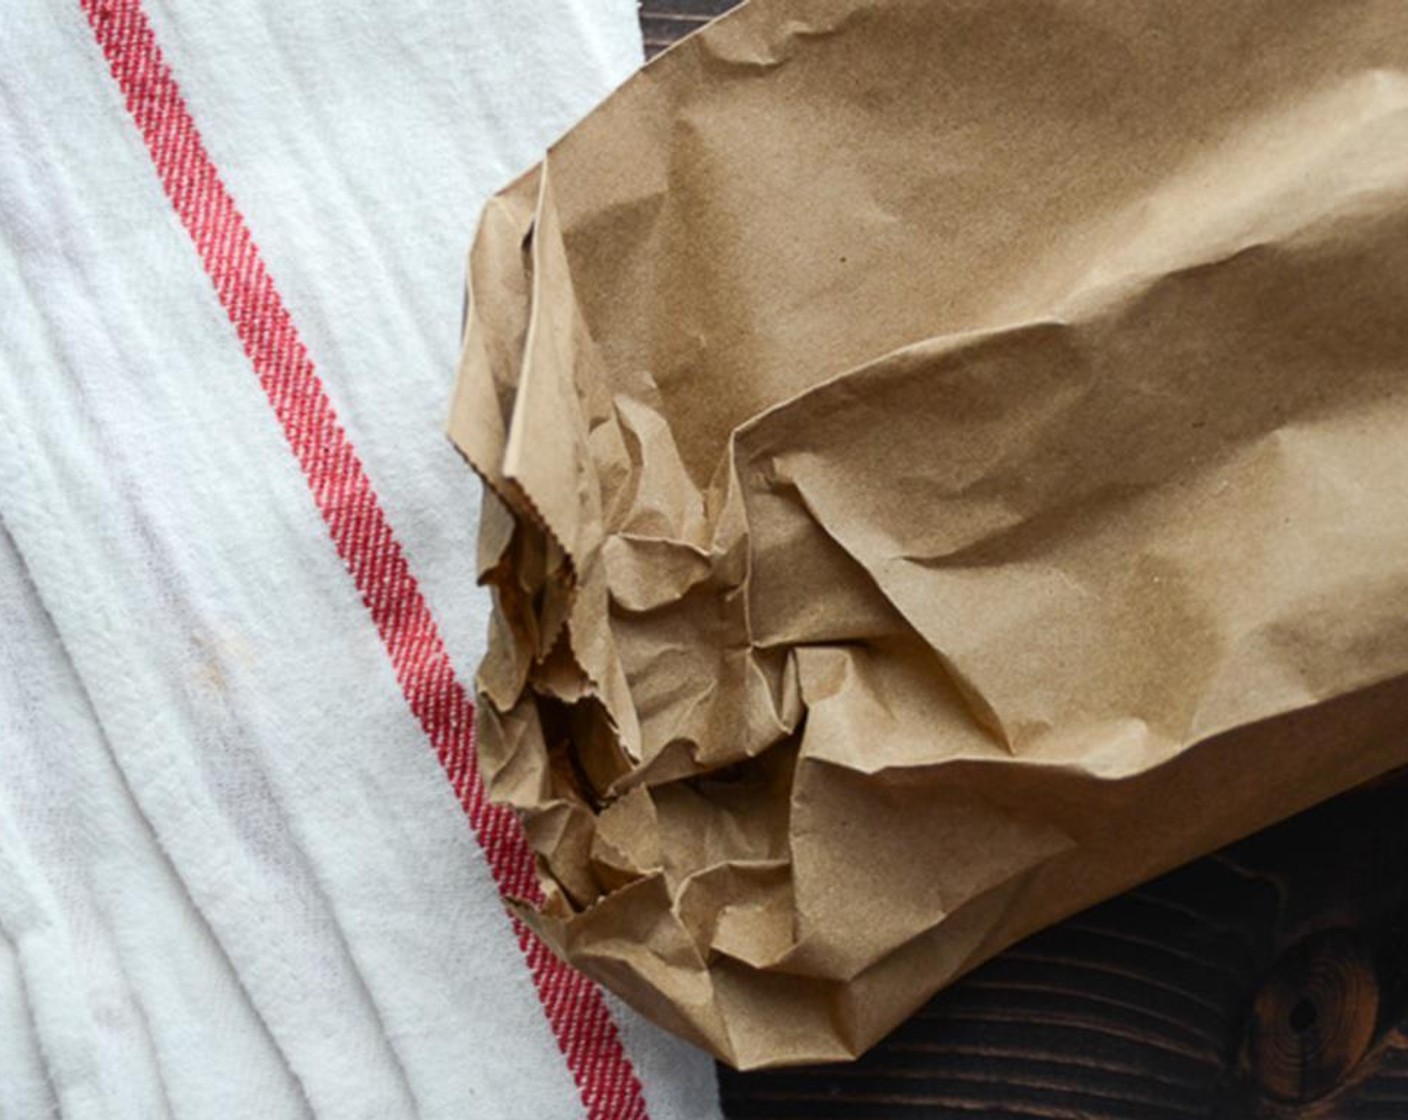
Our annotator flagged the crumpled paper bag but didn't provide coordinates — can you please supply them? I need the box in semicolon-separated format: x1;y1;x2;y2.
449;0;1408;1069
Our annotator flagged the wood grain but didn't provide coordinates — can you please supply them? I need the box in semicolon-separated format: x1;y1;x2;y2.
716;778;1408;1118
631;3;1408;1115
639;0;739;57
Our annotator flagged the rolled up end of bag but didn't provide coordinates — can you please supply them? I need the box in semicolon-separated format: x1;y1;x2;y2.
449;0;1408;1068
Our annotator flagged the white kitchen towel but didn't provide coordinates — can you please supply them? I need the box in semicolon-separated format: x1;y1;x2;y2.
0;2;720;1118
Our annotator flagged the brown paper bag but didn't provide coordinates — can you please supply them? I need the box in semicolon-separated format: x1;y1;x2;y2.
449;0;1408;1068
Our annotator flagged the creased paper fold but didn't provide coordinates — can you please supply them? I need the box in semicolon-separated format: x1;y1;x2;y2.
450;0;1408;1068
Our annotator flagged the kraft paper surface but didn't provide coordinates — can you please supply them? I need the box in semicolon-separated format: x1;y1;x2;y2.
449;0;1408;1068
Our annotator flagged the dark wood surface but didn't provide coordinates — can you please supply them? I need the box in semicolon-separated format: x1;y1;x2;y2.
634;4;1408;1115
640;0;739;58
717;775;1408;1118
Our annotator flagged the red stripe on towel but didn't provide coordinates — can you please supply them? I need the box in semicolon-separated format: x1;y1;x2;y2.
78;3;650;1115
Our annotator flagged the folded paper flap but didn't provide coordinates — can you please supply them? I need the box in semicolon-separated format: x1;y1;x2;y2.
737;193;1408;754
451;0;1408;1068
451;166;539;493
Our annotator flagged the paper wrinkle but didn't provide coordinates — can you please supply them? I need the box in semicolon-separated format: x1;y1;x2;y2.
694;2;859;74
450;0;1408;1068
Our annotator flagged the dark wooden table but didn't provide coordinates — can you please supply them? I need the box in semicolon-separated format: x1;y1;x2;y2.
640;0;740;58
716;776;1408;1118
636;5;1408;1115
